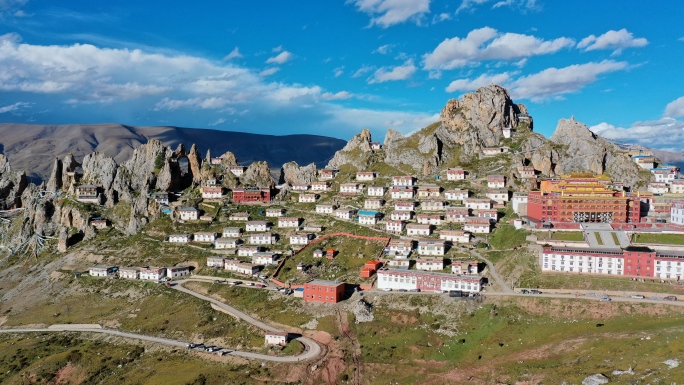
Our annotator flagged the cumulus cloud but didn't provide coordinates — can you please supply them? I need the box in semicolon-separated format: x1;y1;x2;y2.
0;101;31;113
455;0;490;13
322;91;354;100
431;12;451;23
577;29;648;55
327;104;439;135
0;32;21;43
509;60;627;100
590;118;684;151
368;59;416;84
445;60;628;100
224;47;242;60
259;67;280;77
266;51;293;64
349;0;431;28
352;65;375;78
664;96;684;118
422;27;575;70
445;72;512;92
155;97;234;111
333;66;345;77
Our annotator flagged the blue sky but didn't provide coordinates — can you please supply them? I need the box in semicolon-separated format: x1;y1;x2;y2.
0;1;683;150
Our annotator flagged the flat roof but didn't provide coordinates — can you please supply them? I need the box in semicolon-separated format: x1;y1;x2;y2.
307;279;344;287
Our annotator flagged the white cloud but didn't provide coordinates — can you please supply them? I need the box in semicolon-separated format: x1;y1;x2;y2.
679;37;684;42
333;66;345;77
509;60;627;100
368;59;416;83
422;27;574;70
0;101;30;113
0;0;27;15
266;51;293;64
224;47;242;60
445;72;512;92
322;91;354;100
352;65;375;78
259;67;280;77
327;104;439;135
266;85;322;102
590;118;684;151
0;32;21;43
664;96;684;118
349;0;431;28
373;44;393;55
155;97;233;111
456;0;490;14
208;117;226;126
272;45;283;53
577;29;648;55
431;12;451;23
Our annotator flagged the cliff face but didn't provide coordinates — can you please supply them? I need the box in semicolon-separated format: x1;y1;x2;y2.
279;161;318;185
0;155;28;209
326;129;375;170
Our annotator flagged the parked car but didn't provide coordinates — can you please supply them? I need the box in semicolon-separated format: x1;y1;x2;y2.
530;289;542;295
409;288;421;292
631;295;645;299
381;288;392;292
247;282;255;286
397;289;407;292
599;297;612;302
449;290;463;298
664;296;678;301
256;284;266;288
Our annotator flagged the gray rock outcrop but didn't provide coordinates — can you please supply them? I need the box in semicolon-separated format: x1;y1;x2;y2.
326;129;375;170
0;154;28;209
279;161;318;185
241;161;275;188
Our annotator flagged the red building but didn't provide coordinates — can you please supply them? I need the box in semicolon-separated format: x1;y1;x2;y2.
360;260;383;278
303;280;345;303
232;188;271;203
527;178;640;226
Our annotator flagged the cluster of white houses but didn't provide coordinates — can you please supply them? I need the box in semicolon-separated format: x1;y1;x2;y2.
376;269;483;293
89;265;191;280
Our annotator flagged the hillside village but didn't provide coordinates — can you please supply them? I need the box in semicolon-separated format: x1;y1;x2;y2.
2;85;684;384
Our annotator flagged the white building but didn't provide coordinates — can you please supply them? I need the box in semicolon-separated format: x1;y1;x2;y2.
229;212;250;221
386;239;413;256
356;171;377;181
670;181;684;194
417;214;442;226
417;185;441;199
335;209;356;220
390;211;412;221
167;266;191;278
541;247;624;275
290;233;313;245
358;211;381;225
512;193;528;215
119;267;140;280
376;270;483;293
415;257;444;271
265;208;284;217
316;204;335;214
225;260;261;275
89;265;117;277
311;181;331;191
487;175;506;188
671;201;684;226
392;176;414;186
238;246;262;257
486;189;509;203
517;166;535;179
478;209;499;223
394;201;414;212
445;207;470;223
445;189;469;201
249;232;276;245
446;168;465;181
385;220;404;233
194;232;216;243
364;198;384;210
168;234;191;243
140;267;166;281
406;224;431;236
390;186;415;199
207;257;226;268
178;207;199;221
421;201;445;212
340;183;362;195
291;184;309;191
417;240;445;256
265;332;288;346
464;218;491;234
299;194;318;203
439;230;471;244
648;183;668;194
246;221;269;232
367;186;386;197
252;252;278;266
215;238;240;249
223;227;242;238
278;217;301;228
653;169;677;183
229;166;246;176
464;199;492;210
201;187;224;199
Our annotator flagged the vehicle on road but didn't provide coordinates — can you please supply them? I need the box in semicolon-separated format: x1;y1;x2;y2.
381;288;392;292
664;295;678;301
449;290;463;298
631;295;645;299
599;297;612;302
530;289;542;295
258;275;268;279
247;282;255;286
256;284;265;288
213;280;221;284
409;288;421;292
397;289;407;292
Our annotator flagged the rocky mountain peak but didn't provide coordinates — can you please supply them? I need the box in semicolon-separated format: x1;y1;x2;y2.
550;117;597;142
325;129;376;170
279;161;317;185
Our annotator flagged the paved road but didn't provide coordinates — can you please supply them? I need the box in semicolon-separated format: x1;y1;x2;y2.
0;281;322;363
483;291;684;307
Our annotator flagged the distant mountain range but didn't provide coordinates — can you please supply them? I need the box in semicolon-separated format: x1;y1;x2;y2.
0;124;346;182
651;149;684;169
